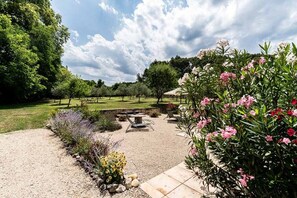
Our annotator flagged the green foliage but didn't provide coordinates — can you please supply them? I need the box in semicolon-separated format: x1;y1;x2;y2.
97;151;127;184
131;82;151;102
115;84;129;101
146;63;178;104
95;116;122;132
0;0;69;102
0;14;45;101
180;41;297;197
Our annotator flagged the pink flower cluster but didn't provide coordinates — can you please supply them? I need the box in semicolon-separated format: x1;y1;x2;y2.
259;57;266;64
206;131;218;142
242;60;254;71
237;95;256;109
220;72;236;84
222;103;237;113
197;118;212;130
237;168;255;187
200;97;213;106
220;126;237;139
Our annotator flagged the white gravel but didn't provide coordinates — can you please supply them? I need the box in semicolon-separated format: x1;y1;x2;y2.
0;129;103;198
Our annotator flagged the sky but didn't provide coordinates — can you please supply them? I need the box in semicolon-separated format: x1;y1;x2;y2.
51;0;297;85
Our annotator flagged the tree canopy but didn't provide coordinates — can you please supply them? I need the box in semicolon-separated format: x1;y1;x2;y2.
146;62;177;104
0;0;69;103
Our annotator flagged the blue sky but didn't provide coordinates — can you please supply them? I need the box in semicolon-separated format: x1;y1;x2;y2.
51;0;297;85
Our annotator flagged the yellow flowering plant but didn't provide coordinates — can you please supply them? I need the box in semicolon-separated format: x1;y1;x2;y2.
97;151;127;184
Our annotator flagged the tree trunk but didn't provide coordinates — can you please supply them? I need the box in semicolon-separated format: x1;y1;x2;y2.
97;97;99;103
59;98;61;105
157;97;160;104
122;96;124;101
67;98;71;108
138;96;141;103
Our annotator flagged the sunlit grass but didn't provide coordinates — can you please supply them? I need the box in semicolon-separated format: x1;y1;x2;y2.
0;96;181;133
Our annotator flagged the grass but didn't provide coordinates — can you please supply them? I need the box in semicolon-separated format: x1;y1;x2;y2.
0;96;181;133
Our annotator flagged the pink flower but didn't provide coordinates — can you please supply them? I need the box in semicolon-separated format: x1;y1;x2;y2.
249;110;256;116
265;135;273;142
237;169;255;188
242;61;254;71
197;120;208;130
287;128;296;136
237;95;256;108
190;147;197;155
292;109;297;117
201;97;212;106
259;57;266;64
242;114;247;119
193;112;200;118
220;72;236;84
282;138;291;145
220;126;237;139
239;178;247;187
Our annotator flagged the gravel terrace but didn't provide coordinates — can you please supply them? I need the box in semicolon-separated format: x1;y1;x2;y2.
0;114;189;198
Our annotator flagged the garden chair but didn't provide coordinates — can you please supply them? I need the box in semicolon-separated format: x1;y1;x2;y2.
164;111;180;121
125;114;154;132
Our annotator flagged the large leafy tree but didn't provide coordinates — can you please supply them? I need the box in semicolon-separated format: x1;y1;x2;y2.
146;63;178;104
0;14;45;101
0;0;69;102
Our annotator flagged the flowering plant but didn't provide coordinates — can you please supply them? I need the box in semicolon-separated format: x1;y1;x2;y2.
97;151;127;184
179;40;297;197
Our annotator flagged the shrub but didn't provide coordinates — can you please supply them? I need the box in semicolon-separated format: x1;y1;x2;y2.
149;110;160;118
49;109;93;144
179;41;297;197
96;151;127;184
96;116;122;132
72;137;93;157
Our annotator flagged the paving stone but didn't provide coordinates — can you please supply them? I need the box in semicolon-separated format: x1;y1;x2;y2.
164;165;194;183
184;176;217;194
147;173;181;196
140;182;164;198
166;184;202;198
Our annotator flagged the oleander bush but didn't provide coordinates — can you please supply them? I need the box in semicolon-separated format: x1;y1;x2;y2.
179;40;297;197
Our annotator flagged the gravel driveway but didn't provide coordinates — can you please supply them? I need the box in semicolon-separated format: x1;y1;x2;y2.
0;129;102;198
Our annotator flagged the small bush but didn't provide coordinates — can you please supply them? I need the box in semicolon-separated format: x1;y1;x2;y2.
96;116;122;132
97;151;127;184
118;115;127;122
72;137;93;157
149;110;160;118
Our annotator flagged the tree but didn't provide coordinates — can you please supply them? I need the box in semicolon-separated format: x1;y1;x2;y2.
99;85;108;97
115;84;128;101
146;63;178;104
91;87;100;103
0;14;45;102
66;77;90;107
0;0;69;102
51;82;68;105
131;82;151;103
96;79;105;88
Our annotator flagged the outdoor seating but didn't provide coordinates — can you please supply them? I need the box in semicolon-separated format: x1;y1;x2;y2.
164;111;181;121
126;114;154;132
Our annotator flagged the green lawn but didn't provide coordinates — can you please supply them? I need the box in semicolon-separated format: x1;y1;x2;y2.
0;97;180;133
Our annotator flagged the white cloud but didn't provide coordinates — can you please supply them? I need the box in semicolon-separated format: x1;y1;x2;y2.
74;0;80;4
70;30;79;42
98;2;118;15
63;0;297;85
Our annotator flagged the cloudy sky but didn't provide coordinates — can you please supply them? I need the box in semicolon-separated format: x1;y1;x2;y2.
51;0;297;85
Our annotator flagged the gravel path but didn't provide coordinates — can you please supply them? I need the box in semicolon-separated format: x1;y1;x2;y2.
97;114;189;198
0;129;103;198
